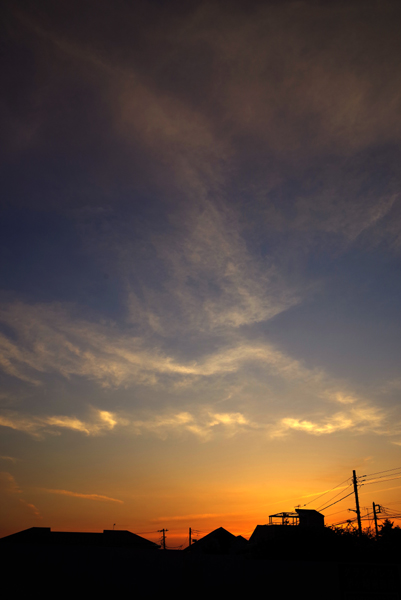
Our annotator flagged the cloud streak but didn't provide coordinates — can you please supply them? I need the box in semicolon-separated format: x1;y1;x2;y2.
19;499;42;518
0;409;120;438
276;405;385;438
0;472;42;518
131;410;251;440
0;402;394;443
0;456;19;463
0;471;22;495
0;298;316;389
41;488;123;504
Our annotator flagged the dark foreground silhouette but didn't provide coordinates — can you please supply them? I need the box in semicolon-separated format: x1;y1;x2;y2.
1;521;401;597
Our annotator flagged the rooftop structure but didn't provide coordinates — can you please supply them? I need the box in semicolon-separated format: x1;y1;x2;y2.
268;509;324;527
249;509;325;546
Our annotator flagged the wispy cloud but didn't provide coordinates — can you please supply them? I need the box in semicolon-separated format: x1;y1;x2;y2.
0;471;42;518
131;410;251;440
1;287;398;447
19;499;42;518
41;488;123;504
187;2;401;157
0;471;22;494
275;405;385;438
0;455;19;463
0;409;121;438
2;400;391;444
0;294;322;390
0;407;253;441
148;201;299;331
89;200;300;338
9;1;401;255
13;6;228;200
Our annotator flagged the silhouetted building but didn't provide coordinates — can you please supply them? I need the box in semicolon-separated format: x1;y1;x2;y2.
0;527;160;549
249;509;324;545
185;527;247;554
268;509;324;527
296;509;324;527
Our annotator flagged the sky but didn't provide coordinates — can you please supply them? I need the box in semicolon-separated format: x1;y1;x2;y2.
2;0;401;546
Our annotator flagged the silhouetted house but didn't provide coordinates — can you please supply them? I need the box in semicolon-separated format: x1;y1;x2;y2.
249;509;324;545
185;527;247;555
0;527;160;549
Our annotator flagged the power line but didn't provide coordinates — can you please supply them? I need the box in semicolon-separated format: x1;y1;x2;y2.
363;471;401;483
134;530;160;534
316;483;353;511
329;500;401;529
326;508;353;518
362;466;401;477
319;490;355;512
300;477;351;509
362;475;401;486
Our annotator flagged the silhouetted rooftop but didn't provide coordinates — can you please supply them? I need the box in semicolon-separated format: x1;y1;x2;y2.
0;527;160;549
185;526;247;554
268;508;324;527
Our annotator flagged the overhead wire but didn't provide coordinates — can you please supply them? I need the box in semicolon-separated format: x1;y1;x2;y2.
363;471;401;482
362;475;401;486
366;469;401;478
136;467;401;540
318;490;355;512
326;508;353;518
362;466;401;478
135;530;160;534
330;506;401;528
316;483;354;511
299;477;352;509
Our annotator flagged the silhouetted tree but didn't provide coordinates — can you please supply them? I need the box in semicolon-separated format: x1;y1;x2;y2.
379;519;399;536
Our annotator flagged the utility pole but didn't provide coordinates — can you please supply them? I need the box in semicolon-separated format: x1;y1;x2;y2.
373;502;381;537
352;470;362;536
158;528;168;550
189;527;192;548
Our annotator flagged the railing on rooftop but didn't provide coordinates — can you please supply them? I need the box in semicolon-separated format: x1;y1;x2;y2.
269;512;299;526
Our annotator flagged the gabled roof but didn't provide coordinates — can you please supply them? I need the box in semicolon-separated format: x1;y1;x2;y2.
186;527;245;554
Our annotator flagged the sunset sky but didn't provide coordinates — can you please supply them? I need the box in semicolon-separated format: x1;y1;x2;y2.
2;0;401;546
